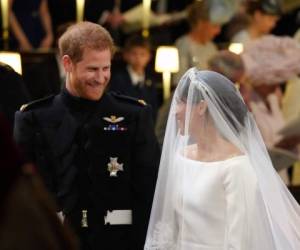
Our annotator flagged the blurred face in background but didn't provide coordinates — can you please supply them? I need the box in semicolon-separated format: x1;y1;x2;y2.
253;11;279;34
193;20;221;43
253;84;280;100
63;48;111;101
124;46;151;74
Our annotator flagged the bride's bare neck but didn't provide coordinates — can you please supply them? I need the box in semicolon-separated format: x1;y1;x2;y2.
186;131;242;162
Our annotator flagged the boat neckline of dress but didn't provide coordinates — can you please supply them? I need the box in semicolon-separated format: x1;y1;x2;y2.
177;153;247;165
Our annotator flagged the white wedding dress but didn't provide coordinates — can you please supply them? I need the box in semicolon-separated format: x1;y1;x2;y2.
146;70;300;250
172;154;258;250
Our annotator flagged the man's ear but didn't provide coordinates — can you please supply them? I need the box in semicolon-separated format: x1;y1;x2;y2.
197;100;208;116
62;55;73;73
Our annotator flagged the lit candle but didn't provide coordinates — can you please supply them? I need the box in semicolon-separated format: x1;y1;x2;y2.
142;0;151;37
76;0;85;22
1;0;9;44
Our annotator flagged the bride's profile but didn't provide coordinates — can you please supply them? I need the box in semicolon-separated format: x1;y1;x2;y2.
145;68;300;250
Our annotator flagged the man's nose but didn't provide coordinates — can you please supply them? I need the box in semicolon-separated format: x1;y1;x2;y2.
95;71;106;83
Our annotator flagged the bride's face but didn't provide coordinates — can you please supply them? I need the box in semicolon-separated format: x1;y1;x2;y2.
175;99;207;137
175;100;187;134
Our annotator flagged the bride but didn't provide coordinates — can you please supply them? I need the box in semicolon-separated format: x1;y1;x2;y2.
145;68;300;250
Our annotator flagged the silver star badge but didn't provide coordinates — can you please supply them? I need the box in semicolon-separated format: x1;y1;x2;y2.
107;157;124;177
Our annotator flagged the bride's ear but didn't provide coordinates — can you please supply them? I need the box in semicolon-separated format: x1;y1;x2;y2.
197;100;208;116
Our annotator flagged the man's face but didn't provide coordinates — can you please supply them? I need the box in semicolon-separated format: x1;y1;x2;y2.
124;46;151;72
64;48;111;101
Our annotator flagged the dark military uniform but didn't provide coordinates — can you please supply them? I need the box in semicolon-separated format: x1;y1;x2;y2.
14;89;160;250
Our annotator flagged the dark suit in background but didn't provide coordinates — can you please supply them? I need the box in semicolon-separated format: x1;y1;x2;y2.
109;66;159;122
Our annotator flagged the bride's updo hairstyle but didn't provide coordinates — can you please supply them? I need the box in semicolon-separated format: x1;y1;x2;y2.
176;69;248;134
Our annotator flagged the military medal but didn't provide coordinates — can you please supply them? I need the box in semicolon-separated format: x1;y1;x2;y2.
107;157;124;177
103;115;127;131
81;210;88;228
103;124;127;131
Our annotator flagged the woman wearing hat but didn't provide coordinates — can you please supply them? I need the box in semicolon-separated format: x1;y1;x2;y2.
231;0;282;45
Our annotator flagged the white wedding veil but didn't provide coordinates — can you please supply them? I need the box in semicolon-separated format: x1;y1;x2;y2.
145;68;300;249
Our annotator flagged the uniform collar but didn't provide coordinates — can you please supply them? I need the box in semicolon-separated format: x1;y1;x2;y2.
61;88;104;112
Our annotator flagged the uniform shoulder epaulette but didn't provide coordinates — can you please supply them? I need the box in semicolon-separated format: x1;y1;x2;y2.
111;92;147;106
20;95;55;112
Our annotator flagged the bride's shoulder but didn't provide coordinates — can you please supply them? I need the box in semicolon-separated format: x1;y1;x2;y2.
223;155;256;181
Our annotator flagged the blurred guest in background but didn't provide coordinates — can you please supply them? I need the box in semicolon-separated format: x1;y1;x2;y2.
173;0;237;84
231;0;282;44
9;0;54;50
85;0;140;46
109;35;159;122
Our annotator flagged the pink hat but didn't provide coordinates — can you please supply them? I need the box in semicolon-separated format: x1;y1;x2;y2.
241;35;300;86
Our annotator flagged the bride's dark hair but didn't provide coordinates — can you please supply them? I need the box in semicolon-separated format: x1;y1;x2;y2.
177;70;248;133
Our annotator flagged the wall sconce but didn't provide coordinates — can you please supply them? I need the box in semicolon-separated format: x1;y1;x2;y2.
76;0;85;22
0;52;22;74
155;46;179;100
228;43;244;54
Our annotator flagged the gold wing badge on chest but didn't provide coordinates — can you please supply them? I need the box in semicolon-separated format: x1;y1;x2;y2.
107;157;124;177
103;115;128;131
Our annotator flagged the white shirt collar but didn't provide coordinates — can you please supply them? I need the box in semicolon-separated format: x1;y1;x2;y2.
127;65;145;86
